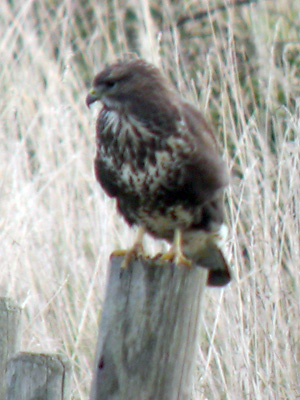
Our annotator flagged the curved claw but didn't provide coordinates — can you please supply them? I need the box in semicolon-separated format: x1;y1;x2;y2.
111;227;145;269
160;250;192;267
160;229;193;268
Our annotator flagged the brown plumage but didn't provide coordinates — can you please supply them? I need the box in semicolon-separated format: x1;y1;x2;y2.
86;59;231;286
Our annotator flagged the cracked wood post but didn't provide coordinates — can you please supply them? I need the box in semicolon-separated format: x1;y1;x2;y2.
0;297;22;398
6;352;72;400
90;256;208;400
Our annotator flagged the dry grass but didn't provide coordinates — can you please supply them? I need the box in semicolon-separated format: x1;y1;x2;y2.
1;0;300;398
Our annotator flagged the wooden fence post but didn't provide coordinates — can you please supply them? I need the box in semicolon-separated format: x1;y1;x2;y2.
0;297;22;398
6;352;72;400
90;256;208;400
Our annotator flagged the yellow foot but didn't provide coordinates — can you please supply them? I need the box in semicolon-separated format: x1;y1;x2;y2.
111;227;146;269
160;229;193;268
111;249;128;258
111;244;145;269
123;243;145;269
160;248;192;268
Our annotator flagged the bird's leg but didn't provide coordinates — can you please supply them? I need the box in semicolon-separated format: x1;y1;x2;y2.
160;229;192;267
111;227;145;269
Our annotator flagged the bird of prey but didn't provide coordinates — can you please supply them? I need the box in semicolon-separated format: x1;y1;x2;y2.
86;58;231;286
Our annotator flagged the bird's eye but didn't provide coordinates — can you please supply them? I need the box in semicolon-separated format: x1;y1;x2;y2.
105;80;117;89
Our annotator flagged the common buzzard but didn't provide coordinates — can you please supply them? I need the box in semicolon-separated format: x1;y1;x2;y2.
86;59;231;286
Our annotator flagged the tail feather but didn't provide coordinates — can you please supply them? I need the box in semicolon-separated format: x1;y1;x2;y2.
183;233;232;287
201;249;231;287
194;242;231;287
182;224;232;287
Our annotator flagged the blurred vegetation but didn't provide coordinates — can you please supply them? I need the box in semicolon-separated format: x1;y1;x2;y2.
7;0;300;154
2;1;300;398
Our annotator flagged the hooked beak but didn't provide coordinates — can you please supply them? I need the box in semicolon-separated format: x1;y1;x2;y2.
86;88;102;108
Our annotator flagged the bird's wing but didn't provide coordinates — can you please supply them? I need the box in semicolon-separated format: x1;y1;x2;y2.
176;101;229;205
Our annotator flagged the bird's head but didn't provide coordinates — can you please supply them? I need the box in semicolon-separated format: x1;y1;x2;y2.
86;59;176;113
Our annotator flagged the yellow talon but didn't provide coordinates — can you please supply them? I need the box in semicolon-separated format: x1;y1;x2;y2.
111;249;129;258
111;227;145;269
160;229;193;268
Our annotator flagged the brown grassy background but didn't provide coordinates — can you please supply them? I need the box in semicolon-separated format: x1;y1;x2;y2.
1;0;300;398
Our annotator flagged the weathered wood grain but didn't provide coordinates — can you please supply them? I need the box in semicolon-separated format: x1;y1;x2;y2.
90;256;208;400
6;352;72;400
0;297;22;398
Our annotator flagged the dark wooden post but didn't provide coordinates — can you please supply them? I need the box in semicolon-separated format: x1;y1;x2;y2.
90;256;208;400
0;297;22;398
